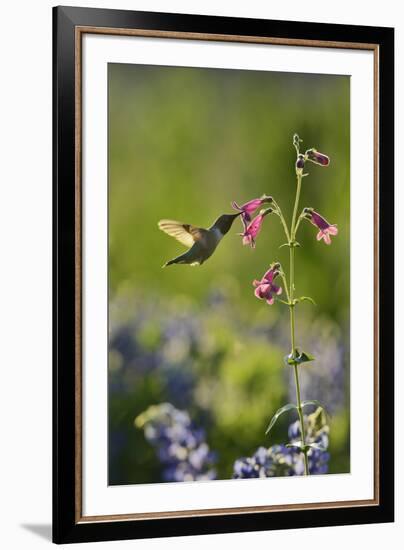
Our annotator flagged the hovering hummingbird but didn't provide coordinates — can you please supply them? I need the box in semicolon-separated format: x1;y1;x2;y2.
158;213;241;267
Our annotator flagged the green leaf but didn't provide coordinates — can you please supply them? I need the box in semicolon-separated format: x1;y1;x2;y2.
286;441;304;450
287;442;325;453
297;296;316;305
301;400;330;419
286;442;326;453
265;403;297;435
306;442;326;452
284;349;315;366
297;351;315;363
278;241;301;249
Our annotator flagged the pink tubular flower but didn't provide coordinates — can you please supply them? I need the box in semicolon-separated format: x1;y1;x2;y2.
232;195;272;229
253;264;282;305
240;208;272;248
309;210;338;245
305;148;330;167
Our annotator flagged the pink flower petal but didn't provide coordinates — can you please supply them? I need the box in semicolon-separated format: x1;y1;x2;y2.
243;199;265;214
255;285;266;299
254;286;263;299
323;233;331;245
246;215;264;238
263;268;275;283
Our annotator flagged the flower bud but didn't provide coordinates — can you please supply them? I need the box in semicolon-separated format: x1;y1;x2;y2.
296;154;305;171
305;148;330;166
293;134;301;148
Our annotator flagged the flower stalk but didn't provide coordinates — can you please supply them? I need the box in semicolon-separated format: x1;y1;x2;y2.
233;133;335;477
288;169;309;475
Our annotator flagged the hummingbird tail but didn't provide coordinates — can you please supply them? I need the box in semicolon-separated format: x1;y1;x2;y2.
162;258;178;267
162;250;198;267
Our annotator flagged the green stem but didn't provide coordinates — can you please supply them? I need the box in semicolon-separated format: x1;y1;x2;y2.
288;173;309;475
273;200;291;242
293;213;304;239
293;363;309;475
291;176;302;241
279;270;291;303
289;247;295;352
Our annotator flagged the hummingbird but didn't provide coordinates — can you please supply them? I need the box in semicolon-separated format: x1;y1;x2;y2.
158;213;241;267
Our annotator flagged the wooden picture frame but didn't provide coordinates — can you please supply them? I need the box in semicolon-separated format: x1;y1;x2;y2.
53;5;394;544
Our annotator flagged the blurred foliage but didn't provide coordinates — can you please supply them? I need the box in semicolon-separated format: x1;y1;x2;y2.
108;63;350;484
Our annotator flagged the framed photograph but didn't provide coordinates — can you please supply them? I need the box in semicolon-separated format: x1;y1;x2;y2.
53;5;394;544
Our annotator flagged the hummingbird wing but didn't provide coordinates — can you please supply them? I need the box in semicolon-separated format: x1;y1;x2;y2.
158;219;208;248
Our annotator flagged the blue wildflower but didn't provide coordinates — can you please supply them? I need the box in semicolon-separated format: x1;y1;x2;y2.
135;403;217;482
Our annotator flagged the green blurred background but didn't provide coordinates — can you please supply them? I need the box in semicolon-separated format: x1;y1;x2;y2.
108;63;350;485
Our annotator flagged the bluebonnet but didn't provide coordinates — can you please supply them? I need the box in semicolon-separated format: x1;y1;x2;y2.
135;403;217;482
233;444;297;478
109;298;201;407
233;407;330;478
109;294;341;483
